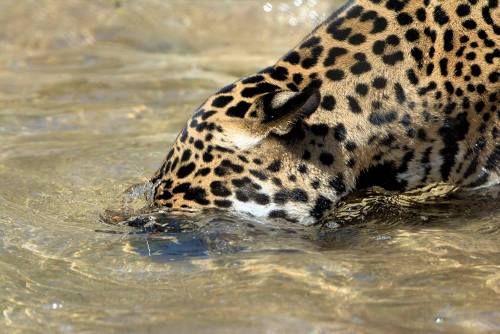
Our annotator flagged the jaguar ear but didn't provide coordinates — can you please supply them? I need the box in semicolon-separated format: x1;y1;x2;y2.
256;87;321;136
221;82;321;149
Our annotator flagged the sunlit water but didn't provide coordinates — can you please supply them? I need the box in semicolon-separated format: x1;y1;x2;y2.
0;1;499;333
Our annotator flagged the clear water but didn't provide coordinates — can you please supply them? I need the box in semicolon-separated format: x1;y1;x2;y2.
0;1;499;333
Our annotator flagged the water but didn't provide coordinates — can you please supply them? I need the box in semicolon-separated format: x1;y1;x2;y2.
0;1;499;333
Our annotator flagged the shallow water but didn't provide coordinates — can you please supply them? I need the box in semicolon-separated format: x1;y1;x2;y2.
0;1;499;333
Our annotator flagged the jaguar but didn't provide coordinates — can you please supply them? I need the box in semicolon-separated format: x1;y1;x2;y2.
147;0;499;225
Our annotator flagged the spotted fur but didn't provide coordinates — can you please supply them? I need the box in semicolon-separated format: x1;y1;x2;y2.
149;0;499;225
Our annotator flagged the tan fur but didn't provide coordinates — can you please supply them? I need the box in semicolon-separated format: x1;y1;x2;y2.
149;0;499;224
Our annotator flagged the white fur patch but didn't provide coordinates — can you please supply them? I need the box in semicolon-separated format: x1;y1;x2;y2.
473;168;500;189
397;155;443;188
232;200;275;218
228;132;262;149
271;91;296;108
232;200;317;226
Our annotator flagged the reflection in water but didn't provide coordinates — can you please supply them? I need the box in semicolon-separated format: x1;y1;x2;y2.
106;183;500;265
0;1;499;333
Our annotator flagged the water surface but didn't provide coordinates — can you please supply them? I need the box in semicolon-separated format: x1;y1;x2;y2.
0;1;499;333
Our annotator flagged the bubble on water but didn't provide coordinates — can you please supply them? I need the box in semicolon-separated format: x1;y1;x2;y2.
293;0;303;6
307;0;317;7
43;302;63;310
278;3;290;12
288;17;298;26
435;316;445;324
52;303;63;309
263;3;273;12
